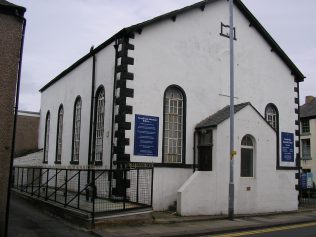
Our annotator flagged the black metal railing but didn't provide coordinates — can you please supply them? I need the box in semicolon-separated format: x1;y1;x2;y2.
300;189;316;208
12;166;153;222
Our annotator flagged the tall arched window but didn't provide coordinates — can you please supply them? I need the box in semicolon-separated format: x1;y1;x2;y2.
94;87;105;163
55;105;64;164
43;111;50;163
265;104;278;130
71;97;82;164
240;135;255;177
163;86;186;163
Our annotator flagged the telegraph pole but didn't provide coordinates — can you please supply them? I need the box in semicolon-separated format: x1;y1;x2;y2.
228;0;235;220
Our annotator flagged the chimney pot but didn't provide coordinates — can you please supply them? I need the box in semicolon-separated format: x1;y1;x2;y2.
306;96;315;104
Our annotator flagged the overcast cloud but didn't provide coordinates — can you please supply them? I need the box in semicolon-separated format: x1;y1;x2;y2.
10;0;316;111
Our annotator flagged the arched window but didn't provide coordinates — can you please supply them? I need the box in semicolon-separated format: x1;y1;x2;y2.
55;105;64;163
240;135;255;177
163;86;186;163
71;97;82;163
43;111;50;163
265;104;278;130
94;87;105;163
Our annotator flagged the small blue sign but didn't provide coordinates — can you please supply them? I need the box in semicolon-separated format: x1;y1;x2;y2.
281;132;294;162
134;114;159;156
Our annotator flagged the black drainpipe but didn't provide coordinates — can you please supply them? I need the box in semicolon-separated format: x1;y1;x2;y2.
193;130;197;172
5;17;26;237
87;47;95;198
297;81;302;205
88;46;96;165
109;40;119;197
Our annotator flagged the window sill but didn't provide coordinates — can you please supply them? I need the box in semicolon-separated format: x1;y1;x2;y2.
70;161;79;165
54;161;61;164
301;132;311;136
302;157;312;161
42;161;48;164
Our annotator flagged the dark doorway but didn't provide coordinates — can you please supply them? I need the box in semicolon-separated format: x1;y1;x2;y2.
197;129;212;171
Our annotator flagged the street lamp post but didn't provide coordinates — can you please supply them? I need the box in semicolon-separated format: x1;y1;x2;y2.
228;0;235;220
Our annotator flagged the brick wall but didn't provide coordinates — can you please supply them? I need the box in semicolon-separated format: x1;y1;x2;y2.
0;8;25;235
14;112;40;157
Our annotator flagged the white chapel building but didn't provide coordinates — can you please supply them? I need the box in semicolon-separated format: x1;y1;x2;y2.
37;0;305;215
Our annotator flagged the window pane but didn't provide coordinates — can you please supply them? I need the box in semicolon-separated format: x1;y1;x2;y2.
72;98;82;162
44;113;50;162
241;148;253;177
56;107;63;162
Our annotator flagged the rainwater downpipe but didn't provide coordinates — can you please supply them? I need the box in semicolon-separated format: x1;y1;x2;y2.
109;39;119;196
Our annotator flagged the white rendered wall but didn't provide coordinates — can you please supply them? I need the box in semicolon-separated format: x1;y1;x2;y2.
39;42;116;168
128;0;298;167
152;167;192;211
177;106;298;216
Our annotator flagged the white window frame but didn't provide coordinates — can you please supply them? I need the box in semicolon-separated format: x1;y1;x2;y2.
94;89;105;163
266;105;278;130
301;120;310;134
163;87;184;163
302;139;311;160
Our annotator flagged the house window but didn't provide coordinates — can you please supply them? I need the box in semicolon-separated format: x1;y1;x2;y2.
302;120;310;134
240;135;255;177
43;111;50;163
55;105;64;163
265;104;278;130
71;97;82;163
163;86;185;163
94;87;105;163
302;139;311;160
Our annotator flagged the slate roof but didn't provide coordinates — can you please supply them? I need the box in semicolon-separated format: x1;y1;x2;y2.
39;0;305;92
0;0;26;16
196;102;250;129
300;98;316;119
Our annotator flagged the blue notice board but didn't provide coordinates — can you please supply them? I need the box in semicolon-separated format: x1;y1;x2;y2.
134;114;159;156
281;132;294;162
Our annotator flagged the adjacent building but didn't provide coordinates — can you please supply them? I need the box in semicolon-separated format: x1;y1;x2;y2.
36;0;304;215
300;96;316;186
14;111;40;157
0;0;26;235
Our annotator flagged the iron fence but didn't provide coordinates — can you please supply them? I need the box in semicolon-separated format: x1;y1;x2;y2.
12;166;153;222
300;189;316;208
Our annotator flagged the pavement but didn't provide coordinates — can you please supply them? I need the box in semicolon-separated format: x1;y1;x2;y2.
93;210;316;237
8;192;97;237
8;192;316;237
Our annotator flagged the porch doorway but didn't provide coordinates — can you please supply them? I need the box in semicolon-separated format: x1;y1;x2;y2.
197;129;212;171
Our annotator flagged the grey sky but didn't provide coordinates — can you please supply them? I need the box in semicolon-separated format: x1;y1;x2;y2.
11;0;316;111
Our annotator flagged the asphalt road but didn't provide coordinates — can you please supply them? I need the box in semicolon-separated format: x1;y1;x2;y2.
207;222;316;237
7;193;97;237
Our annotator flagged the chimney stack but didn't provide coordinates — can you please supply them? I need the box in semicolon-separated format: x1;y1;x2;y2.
305;96;315;104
